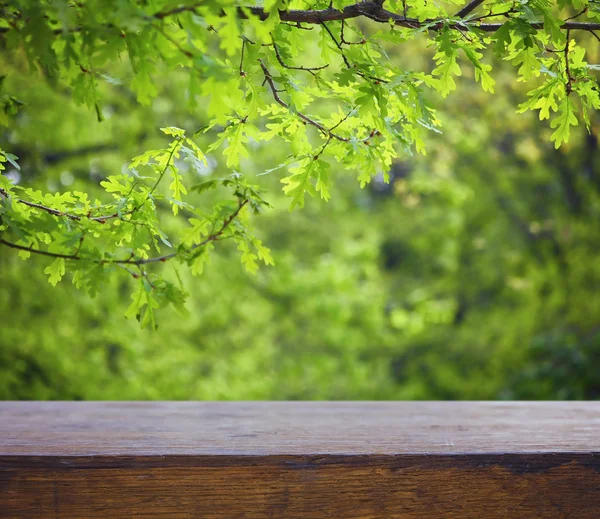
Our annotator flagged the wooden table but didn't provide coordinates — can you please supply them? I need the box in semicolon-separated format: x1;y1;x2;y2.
1;401;599;518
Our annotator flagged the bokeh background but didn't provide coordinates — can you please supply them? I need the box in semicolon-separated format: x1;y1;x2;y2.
2;26;600;400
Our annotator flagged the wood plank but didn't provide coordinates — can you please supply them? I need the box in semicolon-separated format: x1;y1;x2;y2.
1;402;600;518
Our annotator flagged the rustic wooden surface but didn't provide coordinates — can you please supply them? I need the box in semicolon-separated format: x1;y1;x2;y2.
1;402;600;518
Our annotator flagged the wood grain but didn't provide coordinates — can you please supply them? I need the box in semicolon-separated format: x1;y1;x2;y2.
1;402;600;518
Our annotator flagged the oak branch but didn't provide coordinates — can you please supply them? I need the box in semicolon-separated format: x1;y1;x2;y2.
162;1;600;34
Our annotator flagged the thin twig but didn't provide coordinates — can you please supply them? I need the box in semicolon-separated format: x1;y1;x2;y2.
340;21;365;45
240;38;247;76
115;199;249;265
321;22;351;69
152;23;193;58
565;29;573;95
321;22;388;83
116;263;138;278
259;60;349;142
140;137;183;210
271;40;329;75
154;2;203;19
0;187;120;223
0;238;81;260
565;7;588;22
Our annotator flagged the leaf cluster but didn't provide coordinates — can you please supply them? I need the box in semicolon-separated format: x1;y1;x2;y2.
2;0;600;322
0;128;271;327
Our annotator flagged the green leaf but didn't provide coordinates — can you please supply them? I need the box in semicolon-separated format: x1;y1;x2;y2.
168;166;188;215
433;33;462;98
44;258;65;286
191;179;218;193
281;159;319;209
494;22;513;57
254;239;274;266
100;176;131;195
237;240;259;274
550;97;578;148
161;126;186;138
190;248;210;276
4;152;19;170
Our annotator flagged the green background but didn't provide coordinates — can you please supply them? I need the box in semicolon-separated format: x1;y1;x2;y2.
2;25;600;401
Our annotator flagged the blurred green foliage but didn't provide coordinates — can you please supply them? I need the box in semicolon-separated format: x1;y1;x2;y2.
2;1;600;399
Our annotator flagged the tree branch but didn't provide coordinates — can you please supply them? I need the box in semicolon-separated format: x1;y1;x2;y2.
153;2;204;20
0;238;81;260
0;186;133;223
114;199;249;266
0;135;180;226
455;0;487;19
0;199;249;267
238;4;600;33
4;2;600;38
217;2;600;33
0;186;122;222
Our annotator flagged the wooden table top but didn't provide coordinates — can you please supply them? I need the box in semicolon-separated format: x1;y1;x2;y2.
1;401;599;457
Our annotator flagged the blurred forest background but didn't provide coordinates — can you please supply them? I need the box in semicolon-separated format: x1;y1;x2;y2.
1;18;600;400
